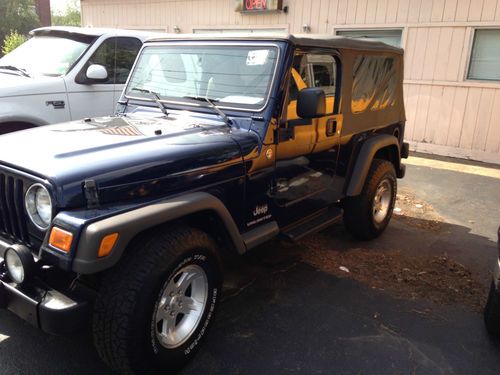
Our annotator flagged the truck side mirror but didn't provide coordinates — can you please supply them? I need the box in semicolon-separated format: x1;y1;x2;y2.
297;88;326;118
85;64;108;83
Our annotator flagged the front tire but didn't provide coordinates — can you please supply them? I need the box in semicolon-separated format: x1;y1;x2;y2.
343;159;397;240
484;281;500;335
93;226;222;374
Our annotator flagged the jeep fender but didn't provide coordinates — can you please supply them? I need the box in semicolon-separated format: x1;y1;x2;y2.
346;134;401;197
72;192;247;274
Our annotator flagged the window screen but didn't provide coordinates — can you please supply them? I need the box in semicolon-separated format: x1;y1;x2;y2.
468;29;500;81
351;56;398;114
336;29;402;47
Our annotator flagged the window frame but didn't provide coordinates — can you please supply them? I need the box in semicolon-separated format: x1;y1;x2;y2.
124;42;282;113
466;27;500;83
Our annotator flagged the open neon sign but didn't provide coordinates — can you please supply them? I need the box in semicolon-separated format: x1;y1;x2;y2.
240;0;282;12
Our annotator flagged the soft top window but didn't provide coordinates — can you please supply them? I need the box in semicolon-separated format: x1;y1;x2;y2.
351;55;398;114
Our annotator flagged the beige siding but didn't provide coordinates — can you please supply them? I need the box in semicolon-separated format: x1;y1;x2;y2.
81;0;500;163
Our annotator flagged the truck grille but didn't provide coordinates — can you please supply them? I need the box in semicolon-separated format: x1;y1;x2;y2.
0;172;30;245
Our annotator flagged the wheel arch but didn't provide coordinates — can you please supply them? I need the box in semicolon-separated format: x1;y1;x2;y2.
345;134;401;197
72;192;246;274
0;120;41;134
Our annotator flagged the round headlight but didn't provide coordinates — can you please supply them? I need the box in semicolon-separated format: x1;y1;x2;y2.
25;184;53;230
5;249;24;283
4;246;34;284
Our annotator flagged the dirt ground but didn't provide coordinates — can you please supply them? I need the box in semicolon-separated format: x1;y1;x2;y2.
300;188;487;312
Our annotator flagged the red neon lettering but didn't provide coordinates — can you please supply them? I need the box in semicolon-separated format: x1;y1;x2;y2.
245;0;267;10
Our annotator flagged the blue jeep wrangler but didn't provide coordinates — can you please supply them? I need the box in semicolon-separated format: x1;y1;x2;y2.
0;34;408;373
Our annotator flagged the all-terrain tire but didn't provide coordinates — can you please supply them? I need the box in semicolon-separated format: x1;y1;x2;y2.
484;281;500;335
343;159;397;240
92;226;223;374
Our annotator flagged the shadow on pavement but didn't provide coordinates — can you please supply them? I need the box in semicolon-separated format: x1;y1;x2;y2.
0;217;498;374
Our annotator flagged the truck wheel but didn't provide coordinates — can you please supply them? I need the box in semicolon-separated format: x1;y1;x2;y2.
343;159;396;240
93;226;222;374
484;281;500;335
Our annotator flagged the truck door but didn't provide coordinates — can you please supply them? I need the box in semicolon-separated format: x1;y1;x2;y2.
271;52;343;228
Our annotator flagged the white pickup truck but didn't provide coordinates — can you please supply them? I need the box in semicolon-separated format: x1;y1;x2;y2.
0;26;159;134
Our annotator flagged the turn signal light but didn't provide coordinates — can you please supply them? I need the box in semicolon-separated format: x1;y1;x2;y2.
49;227;74;253
98;233;119;258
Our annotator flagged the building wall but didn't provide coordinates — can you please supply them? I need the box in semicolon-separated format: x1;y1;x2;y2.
80;0;500;164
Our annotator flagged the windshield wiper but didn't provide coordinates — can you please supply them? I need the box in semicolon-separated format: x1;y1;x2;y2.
0;65;30;77
130;87;168;116
183;96;233;128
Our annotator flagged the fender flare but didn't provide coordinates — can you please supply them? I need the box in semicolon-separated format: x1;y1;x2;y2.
346;134;400;197
72;192;247;274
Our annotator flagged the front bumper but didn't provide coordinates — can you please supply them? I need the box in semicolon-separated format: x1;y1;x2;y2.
0;251;90;335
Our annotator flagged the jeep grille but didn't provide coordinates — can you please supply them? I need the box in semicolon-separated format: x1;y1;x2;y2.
0;171;31;245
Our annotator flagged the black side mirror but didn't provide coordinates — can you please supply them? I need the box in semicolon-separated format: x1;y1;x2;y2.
297;88;326;118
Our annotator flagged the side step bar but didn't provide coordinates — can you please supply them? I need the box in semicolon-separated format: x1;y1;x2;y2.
281;206;343;242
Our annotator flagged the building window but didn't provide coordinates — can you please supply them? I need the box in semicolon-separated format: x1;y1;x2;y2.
336;29;402;48
468;29;500;81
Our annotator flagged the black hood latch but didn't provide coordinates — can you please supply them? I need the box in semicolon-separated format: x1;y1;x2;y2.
84;179;100;209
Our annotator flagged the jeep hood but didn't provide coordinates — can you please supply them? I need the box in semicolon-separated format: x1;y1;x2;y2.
0;114;258;207
0;71;66;98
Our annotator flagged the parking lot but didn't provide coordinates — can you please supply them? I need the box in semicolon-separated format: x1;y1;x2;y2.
1;153;499;374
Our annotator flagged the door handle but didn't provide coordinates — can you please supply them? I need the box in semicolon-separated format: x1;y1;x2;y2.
326;119;337;136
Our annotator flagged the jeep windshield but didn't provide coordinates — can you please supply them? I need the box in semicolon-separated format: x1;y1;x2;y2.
125;44;279;111
0;35;92;77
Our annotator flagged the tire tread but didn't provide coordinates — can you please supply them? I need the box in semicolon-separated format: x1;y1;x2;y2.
92;226;218;374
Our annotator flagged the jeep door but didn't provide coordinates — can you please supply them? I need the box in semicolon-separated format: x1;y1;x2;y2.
271;51;343;227
64;37;142;120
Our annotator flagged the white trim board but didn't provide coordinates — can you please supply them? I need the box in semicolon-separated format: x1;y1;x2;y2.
407;140;500;165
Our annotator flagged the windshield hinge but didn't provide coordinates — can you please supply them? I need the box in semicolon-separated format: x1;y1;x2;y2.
84;179;100;208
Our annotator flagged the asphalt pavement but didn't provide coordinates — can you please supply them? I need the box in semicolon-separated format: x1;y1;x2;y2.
0;153;499;374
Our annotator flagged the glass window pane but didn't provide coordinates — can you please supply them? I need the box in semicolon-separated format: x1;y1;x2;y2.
114;38;143;84
126;45;278;110
87;38;116;84
336;29;402;47
84;37;142;84
468;29;500;81
0;36;90;76
307;54;336;96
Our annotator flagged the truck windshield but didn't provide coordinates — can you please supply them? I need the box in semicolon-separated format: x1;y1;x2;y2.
125;44;279;111
0;35;91;77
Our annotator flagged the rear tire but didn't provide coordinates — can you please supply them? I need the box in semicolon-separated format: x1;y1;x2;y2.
484;281;500;335
93;226;223;374
343;159;397;240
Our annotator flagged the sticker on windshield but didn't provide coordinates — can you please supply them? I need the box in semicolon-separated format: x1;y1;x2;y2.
246;50;270;66
219;96;263;104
